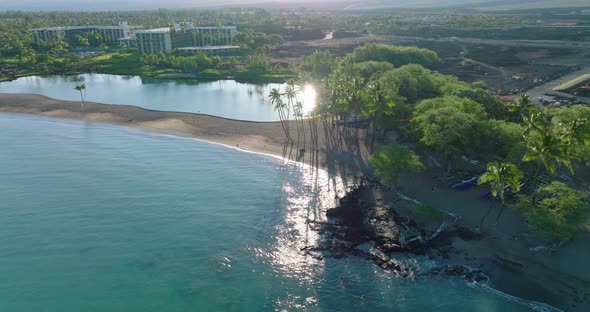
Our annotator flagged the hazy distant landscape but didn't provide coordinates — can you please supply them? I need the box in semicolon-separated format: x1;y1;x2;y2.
3;0;590;11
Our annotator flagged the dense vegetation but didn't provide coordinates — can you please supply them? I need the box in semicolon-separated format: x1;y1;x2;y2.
1;7;589;242
0;9;301;82
291;44;590;243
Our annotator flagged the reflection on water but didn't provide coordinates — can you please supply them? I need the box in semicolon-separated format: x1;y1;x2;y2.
301;84;318;116
0;74;286;121
0;113;535;312
0;74;320;121
268;162;344;284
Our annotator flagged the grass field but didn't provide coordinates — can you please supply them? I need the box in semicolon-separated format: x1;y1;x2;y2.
83;52;178;77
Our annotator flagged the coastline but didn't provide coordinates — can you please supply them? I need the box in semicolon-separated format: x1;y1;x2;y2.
0;93;295;156
0;93;367;178
1;93;590;311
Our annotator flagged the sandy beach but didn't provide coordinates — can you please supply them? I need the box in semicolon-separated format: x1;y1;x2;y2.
0;93;370;177
1;93;589;311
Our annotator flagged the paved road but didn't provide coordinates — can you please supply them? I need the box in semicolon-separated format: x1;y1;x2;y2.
527;64;590;104
392;35;590;49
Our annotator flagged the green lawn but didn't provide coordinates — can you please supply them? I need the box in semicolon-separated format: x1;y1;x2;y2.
83;52;179;77
233;68;296;83
79;52;296;83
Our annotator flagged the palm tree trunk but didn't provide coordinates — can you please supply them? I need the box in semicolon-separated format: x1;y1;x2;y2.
479;204;494;231
496;204;506;223
529;161;544;198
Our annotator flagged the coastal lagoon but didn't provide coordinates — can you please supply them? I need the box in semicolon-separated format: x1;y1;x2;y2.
0;113;538;311
0;74;317;121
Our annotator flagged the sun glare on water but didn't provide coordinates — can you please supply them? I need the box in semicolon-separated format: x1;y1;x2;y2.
301;84;318;116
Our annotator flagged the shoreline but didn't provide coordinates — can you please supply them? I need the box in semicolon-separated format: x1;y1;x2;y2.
0;93;368;178
1;93;589;311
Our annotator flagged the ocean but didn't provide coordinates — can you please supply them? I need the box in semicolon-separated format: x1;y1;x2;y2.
0;113;534;311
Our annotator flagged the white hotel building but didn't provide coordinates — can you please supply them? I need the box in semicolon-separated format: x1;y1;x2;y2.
136;25;238;54
30;22;141;45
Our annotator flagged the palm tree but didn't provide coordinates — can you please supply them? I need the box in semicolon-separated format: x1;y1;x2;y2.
523;131;570;175
365;81;388;153
74;83;86;109
284;81;302;145
478;161;523;226
522;111;547;138
560;118;590;147
510;93;534;121
555;118;590;174
269;88;293;144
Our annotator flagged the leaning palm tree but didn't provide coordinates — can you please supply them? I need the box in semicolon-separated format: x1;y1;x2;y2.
478;161;523;226
74;83;86;109
522;130;572;199
269;88;293;144
284;81;302;144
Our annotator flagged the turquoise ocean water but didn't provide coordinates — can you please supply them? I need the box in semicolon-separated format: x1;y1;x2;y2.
0;113;535;311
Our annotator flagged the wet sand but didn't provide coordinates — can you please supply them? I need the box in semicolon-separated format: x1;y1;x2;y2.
0;93;368;178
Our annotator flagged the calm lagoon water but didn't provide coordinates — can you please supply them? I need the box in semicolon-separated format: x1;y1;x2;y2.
0;74;317;121
0;113;534;311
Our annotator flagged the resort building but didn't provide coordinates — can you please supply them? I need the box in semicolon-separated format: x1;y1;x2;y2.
30;22;142;45
136;24;238;54
135;28;173;54
190;26;237;46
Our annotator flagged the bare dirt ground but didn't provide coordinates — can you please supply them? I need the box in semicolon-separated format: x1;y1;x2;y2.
389;37;589;95
272;34;590;95
269;35;390;65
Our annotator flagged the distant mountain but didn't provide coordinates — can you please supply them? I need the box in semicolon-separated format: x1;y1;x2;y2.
342;0;590;11
2;0;589;11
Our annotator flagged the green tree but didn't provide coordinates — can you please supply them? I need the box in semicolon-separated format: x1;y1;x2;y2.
523;130;570;175
74;83;86;109
75;34;90;47
509;93;535;121
477;161;523;225
453;88;512;120
269;88;293;144
513;182;589;242
303;50;335;81
353;61;394;80
369;143;424;186
411;96;487;159
551;105;590;165
352;43;440;68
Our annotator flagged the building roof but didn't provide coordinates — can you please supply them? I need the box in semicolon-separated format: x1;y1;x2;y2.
190;26;236;30
30;26;94;31
136;26;236;34
135;28;171;34
177;45;240;51
30;25;140;31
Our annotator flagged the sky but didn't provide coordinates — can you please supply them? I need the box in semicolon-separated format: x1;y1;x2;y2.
0;0;469;11
2;0;309;11
2;0;585;11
